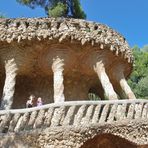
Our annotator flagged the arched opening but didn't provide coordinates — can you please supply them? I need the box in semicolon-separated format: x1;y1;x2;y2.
81;133;137;148
12;75;53;109
88;81;105;101
88;87;101;100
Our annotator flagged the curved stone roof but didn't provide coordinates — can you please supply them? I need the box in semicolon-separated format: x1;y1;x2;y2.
0;17;133;63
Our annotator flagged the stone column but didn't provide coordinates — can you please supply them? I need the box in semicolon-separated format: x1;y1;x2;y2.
113;65;136;99
118;75;136;99
1;58;18;109
52;57;65;103
119;78;136;99
94;61;118;100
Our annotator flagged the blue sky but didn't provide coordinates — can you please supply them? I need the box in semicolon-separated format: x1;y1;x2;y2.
0;0;148;48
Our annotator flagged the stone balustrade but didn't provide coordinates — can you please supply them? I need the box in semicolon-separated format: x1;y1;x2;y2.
0;99;147;134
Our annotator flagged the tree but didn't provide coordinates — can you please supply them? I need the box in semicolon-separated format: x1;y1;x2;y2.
141;45;148;52
136;76;148;99
128;45;148;99
16;0;86;18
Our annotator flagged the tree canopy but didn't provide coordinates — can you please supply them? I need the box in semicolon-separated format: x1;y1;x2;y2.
16;0;86;19
128;46;148;99
141;45;148;52
0;13;5;18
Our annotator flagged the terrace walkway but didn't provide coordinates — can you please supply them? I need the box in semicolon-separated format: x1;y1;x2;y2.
0;99;147;133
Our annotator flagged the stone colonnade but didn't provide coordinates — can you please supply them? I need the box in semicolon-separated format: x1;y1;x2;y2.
0;56;136;110
93;61;136;100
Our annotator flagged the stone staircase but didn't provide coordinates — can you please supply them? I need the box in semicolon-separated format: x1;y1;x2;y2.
0;99;148;133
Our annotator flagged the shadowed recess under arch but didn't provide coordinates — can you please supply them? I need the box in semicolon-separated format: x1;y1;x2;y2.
81;133;138;148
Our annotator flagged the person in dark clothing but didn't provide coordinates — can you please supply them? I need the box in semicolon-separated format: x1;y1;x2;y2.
26;95;35;108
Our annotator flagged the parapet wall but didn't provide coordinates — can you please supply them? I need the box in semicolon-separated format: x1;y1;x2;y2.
0;99;148;147
0;99;147;133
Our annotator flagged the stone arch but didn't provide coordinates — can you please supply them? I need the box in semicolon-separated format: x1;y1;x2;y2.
88;86;103;100
80;133;137;148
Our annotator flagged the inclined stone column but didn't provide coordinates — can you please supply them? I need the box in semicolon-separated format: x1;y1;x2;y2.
52;57;65;103
1;58;18;110
119;78;136;99
116;66;136;99
94;61;118;100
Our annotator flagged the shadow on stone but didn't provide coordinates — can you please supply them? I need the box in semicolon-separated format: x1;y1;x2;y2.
81;133;138;148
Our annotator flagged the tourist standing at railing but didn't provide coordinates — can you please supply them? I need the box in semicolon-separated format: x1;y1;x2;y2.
26;95;35;108
36;97;43;107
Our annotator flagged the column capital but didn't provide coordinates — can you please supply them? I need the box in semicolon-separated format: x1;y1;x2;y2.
52;57;64;73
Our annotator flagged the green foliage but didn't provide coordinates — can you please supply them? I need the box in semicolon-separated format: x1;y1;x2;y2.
0;15;4;18
141;45;148;52
17;0;31;5
17;0;86;19
132;45;140;52
128;45;148;99
0;12;5;18
136;76;148;98
88;93;101;100
72;0;86;19
48;2;67;17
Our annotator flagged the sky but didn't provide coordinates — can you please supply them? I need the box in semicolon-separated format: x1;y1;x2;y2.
0;0;148;48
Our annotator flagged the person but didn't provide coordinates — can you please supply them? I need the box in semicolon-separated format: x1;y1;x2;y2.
36;97;43;107
26;95;35;108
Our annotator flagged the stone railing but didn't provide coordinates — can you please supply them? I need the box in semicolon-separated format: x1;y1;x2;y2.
0;99;148;133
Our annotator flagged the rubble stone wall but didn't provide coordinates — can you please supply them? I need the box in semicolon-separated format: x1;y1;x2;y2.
0;120;148;148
